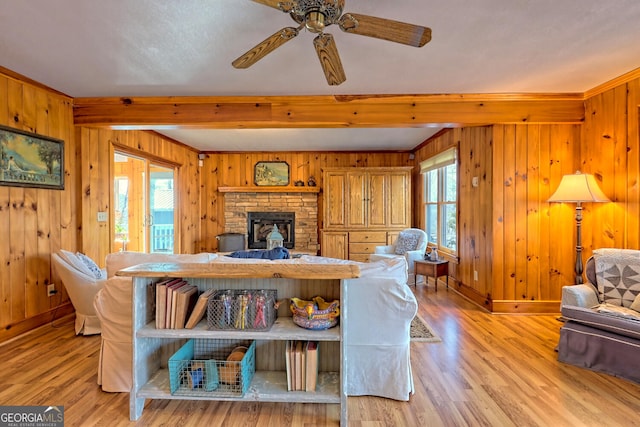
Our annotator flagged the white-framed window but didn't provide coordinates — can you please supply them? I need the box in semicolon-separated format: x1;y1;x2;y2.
421;148;458;254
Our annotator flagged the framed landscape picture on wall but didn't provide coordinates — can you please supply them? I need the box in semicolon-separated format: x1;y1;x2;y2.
0;125;64;190
254;161;289;186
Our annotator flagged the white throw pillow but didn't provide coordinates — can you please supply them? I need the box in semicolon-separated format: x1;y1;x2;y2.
59;249;95;278
76;252;104;279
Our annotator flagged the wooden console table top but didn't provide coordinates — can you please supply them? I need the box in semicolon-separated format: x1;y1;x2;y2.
117;261;360;280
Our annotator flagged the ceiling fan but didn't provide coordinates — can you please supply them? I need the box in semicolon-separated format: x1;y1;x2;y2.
232;0;432;85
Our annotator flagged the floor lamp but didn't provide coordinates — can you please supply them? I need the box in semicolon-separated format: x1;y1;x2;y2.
548;171;609;285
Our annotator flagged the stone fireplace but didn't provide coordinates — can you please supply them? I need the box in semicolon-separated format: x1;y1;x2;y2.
223;191;318;253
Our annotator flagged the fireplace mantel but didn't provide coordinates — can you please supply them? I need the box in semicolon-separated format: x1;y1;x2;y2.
218;186;320;194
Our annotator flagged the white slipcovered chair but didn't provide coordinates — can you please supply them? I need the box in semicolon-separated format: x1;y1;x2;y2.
51;250;106;335
369;228;428;285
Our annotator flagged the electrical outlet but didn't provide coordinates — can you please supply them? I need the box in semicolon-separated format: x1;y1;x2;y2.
474;270;479;281
47;284;56;296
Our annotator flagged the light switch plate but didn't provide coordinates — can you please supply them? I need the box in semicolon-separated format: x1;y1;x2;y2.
97;211;108;222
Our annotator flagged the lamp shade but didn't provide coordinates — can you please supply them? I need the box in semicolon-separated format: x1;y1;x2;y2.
548;171;610;203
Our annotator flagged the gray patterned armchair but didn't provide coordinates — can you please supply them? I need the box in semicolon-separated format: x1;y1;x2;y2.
558;248;640;383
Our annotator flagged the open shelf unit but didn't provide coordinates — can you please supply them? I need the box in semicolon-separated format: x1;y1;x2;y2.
120;261;359;425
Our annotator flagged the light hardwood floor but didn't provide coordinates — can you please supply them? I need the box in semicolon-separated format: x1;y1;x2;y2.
1;284;639;427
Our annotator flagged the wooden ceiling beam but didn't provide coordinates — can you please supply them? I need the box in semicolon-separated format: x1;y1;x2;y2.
73;93;585;129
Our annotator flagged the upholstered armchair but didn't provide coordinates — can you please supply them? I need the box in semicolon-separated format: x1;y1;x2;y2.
558;248;640;384
51;250;106;335
369;228;428;285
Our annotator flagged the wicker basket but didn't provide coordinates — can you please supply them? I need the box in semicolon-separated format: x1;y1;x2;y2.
207;289;277;331
168;339;255;397
290;296;340;330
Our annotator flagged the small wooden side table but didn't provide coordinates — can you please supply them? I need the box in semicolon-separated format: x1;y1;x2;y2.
414;259;449;291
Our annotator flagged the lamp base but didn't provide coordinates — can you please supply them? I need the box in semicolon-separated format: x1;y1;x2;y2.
574;204;584;285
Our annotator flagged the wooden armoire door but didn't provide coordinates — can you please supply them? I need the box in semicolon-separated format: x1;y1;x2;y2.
346;171;367;228
387;170;411;228
367;171;388;228
323;171;348;228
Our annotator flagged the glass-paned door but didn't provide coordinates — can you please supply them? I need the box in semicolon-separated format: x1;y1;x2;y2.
113;152;176;253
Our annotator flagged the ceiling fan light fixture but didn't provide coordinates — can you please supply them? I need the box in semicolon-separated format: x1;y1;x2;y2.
305;11;326;33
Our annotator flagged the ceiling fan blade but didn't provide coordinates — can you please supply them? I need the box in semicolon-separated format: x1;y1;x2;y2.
339;13;431;47
250;0;295;13
232;27;299;69
313;33;346;86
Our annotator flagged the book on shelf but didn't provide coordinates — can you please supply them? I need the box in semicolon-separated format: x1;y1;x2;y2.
291;340;297;391
305;341;318;392
301;341;307;391
185;288;216;329
285;340;293;391
285;340;319;392
173;285;198;329
155;278;182;329
294;340;304;391
165;280;187;328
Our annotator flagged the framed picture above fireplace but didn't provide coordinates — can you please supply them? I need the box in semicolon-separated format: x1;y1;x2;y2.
254;161;289;186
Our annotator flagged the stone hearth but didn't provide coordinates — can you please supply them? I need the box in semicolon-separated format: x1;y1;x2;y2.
223;192;318;253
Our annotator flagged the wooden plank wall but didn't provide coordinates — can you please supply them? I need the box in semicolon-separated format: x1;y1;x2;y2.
582;75;640;250
419;100;638;313
414;124;581;313
0;68;203;342
0;72;77;340
492;124;581;312
77;128;202;261
413;127;494;309
199;152;413;252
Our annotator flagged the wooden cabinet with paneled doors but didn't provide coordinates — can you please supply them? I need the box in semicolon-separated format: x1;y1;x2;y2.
321;231;349;260
321;167;412;260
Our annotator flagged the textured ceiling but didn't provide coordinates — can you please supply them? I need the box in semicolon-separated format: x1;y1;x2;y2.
2;0;640;151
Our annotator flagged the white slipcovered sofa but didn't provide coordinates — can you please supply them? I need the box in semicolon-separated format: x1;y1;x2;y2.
93;252;417;401
342;256;417;400
93;251;218;392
